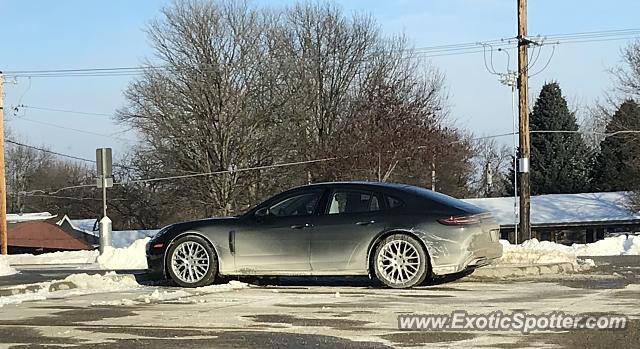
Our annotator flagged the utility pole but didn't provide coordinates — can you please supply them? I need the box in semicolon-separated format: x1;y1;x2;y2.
517;0;531;240
96;148;113;253
0;73;7;255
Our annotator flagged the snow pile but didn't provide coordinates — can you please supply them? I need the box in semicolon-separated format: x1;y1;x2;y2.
138;281;248;303
571;235;640;256
1;238;151;270
498;239;578;266
496;235;640;268
97;238;150;270
0;256;18;276
4;250;98;265
0;272;141;307
93;281;249;306
64;272;141;290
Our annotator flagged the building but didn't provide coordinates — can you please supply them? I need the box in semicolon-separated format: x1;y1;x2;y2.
463;192;640;244
7;213;158;253
7;213;98;254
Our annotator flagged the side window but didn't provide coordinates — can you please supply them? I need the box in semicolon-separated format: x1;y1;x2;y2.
269;192;321;217
328;191;380;214
386;195;404;209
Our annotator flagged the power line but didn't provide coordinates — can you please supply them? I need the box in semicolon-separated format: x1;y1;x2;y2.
5;139;136;171
16;105;113;117
1;130;589;195
6;139;96;163
4;27;639;78
8;192;130;202
12;117;135;143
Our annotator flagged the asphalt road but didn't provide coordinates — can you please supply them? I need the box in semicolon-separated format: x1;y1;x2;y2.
0;256;638;349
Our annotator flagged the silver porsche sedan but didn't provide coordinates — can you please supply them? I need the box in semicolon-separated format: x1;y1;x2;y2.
146;182;502;289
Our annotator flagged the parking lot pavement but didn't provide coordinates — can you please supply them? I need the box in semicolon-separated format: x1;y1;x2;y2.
0;257;639;349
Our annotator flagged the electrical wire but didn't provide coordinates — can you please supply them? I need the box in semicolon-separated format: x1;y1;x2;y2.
17;105;113;117
528;45;557;77
3;28;639;79
5;139;136;171
12;117;135;143
6;139;96;163
13;128;640;199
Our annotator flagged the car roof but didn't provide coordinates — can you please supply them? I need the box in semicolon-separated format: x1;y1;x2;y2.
295;181;427;194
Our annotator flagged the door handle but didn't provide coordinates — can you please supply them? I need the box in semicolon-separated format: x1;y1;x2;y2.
356;220;376;226
291;223;313;229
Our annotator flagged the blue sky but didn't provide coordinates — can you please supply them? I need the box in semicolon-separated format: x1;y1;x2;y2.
2;0;639;160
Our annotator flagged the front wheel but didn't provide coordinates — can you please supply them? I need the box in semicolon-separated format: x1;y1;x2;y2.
166;235;218;288
374;234;428;288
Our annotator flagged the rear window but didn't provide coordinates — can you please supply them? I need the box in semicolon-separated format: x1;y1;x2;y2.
403;186;484;214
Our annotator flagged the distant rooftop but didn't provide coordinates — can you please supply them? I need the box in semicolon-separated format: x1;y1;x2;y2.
7;212;56;224
463;192;640;227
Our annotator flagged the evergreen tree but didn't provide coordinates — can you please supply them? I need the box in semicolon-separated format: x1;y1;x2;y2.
592;99;640;191
529;82;591;194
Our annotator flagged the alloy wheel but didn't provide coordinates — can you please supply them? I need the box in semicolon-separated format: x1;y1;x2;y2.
376;240;421;285
170;241;211;284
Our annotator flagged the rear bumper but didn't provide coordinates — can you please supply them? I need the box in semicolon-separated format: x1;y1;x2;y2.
430;240;503;276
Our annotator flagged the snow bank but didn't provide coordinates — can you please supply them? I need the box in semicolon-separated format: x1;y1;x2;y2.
571;235;640;256
4;250;98;265
498;239;578;265
0;256;18;276
496;235;640;268
97;238;150;270
0;272;141;307
2;237;151;271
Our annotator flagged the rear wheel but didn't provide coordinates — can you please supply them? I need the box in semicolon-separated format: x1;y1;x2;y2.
373;234;428;288
167;235;217;288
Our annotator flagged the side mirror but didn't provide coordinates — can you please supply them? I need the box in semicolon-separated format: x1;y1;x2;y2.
255;207;270;217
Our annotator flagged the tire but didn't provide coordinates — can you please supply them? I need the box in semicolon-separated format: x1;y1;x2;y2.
166;235;218;288
373;234;429;288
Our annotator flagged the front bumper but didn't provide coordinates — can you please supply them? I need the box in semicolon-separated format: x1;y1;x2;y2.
146;246;166;279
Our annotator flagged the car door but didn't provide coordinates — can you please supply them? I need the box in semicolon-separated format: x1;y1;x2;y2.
233;189;323;273
310;189;386;272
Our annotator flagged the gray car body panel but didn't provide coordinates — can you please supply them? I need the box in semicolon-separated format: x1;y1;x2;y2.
148;182;503;277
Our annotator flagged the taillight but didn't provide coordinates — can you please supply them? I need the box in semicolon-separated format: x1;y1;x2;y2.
437;214;481;225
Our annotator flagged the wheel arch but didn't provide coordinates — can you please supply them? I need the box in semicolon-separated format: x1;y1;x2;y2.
163;230;221;278
366;229;433;279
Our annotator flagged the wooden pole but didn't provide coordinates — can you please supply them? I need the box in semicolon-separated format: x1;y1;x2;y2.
517;0;531;240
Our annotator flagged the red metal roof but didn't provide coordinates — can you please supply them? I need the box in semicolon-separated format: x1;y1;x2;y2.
8;221;94;250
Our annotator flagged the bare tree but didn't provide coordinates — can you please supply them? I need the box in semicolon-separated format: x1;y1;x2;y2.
614;40;640;99
119;0;281;216
117;0;466;219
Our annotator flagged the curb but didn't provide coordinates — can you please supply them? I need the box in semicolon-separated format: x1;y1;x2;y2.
470;262;577;278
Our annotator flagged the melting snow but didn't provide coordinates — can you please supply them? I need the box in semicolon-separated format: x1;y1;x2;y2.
0;272;141;307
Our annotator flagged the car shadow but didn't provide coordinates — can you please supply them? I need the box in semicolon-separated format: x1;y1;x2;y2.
216;270;474;289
